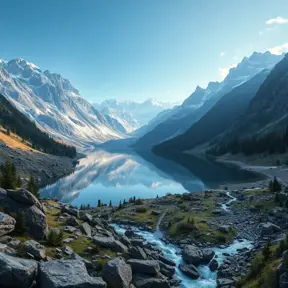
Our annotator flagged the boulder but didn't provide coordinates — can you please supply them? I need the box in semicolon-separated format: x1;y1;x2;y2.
261;222;282;236
159;261;175;277
93;235;128;253
0;243;16;255
159;255;176;267
134;278;170;288
129;246;147;260
7;189;44;212
79;211;93;223
62;245;74;256
120;235;131;246
102;257;132;288
81;222;92;237
0;252;38;287
182;245;215;265
0;191;47;239
39;260;107;288
218;225;230;233
209;259;219;272
127;259;160;276
66;216;79;227
61;205;79;218
0;212;16;236
23;240;46;260
179;263;200;279
125;229;135;238
71;252;94;270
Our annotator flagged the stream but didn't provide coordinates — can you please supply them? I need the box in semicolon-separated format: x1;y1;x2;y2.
112;191;253;288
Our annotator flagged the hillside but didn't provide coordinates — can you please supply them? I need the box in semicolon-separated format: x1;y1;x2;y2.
209;53;288;156
154;69;269;152
0;93;76;157
0;59;125;150
134;52;283;149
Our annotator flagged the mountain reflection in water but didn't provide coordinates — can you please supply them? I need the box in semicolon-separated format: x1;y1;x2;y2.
40;149;263;207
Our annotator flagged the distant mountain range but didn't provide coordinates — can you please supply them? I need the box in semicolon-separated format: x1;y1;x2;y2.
94;99;174;133
0;59;126;150
134;51;284;149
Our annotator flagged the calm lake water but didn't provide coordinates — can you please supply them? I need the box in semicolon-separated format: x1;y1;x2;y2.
40;149;264;207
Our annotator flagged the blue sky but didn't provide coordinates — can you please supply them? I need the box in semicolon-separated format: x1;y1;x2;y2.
1;0;288;102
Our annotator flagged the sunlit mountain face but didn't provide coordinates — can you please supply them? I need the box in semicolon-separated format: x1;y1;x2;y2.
40;149;263;207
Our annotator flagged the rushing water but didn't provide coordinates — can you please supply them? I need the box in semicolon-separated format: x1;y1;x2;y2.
40;149;263;207
112;224;253;288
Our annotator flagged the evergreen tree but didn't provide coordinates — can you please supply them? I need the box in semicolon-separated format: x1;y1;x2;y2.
123;199;126;205
97;199;101;207
262;242;271;261
16;175;22;187
269;177;282;192
28;175;39;198
109;200;112;207
14;211;28;235
0;161;15;189
118;200;122;209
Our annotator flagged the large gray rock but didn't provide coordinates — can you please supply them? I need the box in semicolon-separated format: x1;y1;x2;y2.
134;278;170;288
127;259;160;276
81;222;92;237
129;246;147;260
93;235;128;253
61;205;79;218
23;240;46;260
209;258;219;272
102;257;132;288
159;255;176;267
261;222;281;236
179;263;200;279
182;245;214;265
71;252;94;270
0;252;38;287
79;211;93;223
66;216;79;226
7;189;44;212
39;260;107;288
0;212;16;236
0;190;47;239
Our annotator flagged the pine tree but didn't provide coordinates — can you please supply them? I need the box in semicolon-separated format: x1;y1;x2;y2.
0;161;15;189
97;199;101;207
262;242;271;260
118;200;122;209
133;196;136;203
14;211;28;235
109;200;112;207
16;175;22;187
123;199;126;205
28;175;39;198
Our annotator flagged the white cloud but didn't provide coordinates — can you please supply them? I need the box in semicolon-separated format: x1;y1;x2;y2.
268;42;288;55
266;16;288;25
220;52;225;57
218;64;237;81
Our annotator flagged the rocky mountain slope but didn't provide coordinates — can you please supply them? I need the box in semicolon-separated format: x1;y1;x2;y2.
211;53;288;154
154;69;270;152
134;52;284;149
0;59;125;150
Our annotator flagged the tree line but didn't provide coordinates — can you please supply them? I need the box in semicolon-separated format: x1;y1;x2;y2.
0;93;76;158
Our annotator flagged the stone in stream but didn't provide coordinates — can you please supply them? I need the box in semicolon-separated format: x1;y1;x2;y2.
125;229;135;238
23;239;46;260
159;255;176;267
209;258;219;272
39;260;107;288
217;278;235;287
0;252;38;288
0;212;16;236
159;261;175;277
127;259;160;276
182;244;215;266
102;257;132;288
179;263;200;279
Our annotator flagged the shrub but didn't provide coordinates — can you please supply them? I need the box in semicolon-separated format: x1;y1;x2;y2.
176;222;196;233
215;234;226;243
135;206;147;213
14;211;28;235
134;199;143;205
46;228;63;246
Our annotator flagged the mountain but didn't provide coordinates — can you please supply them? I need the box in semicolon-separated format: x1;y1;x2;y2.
0;93;76;157
134;51;284;149
0;58;125;150
209;53;288;155
154;69;270;152
94;99;175;133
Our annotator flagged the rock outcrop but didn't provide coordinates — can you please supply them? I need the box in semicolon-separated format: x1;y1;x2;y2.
23;240;46;260
127;259;160;276
182;245;215;266
0;189;47;239
93;235;128;253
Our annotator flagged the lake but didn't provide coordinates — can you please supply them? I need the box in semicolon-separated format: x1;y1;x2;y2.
40;149;264;207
